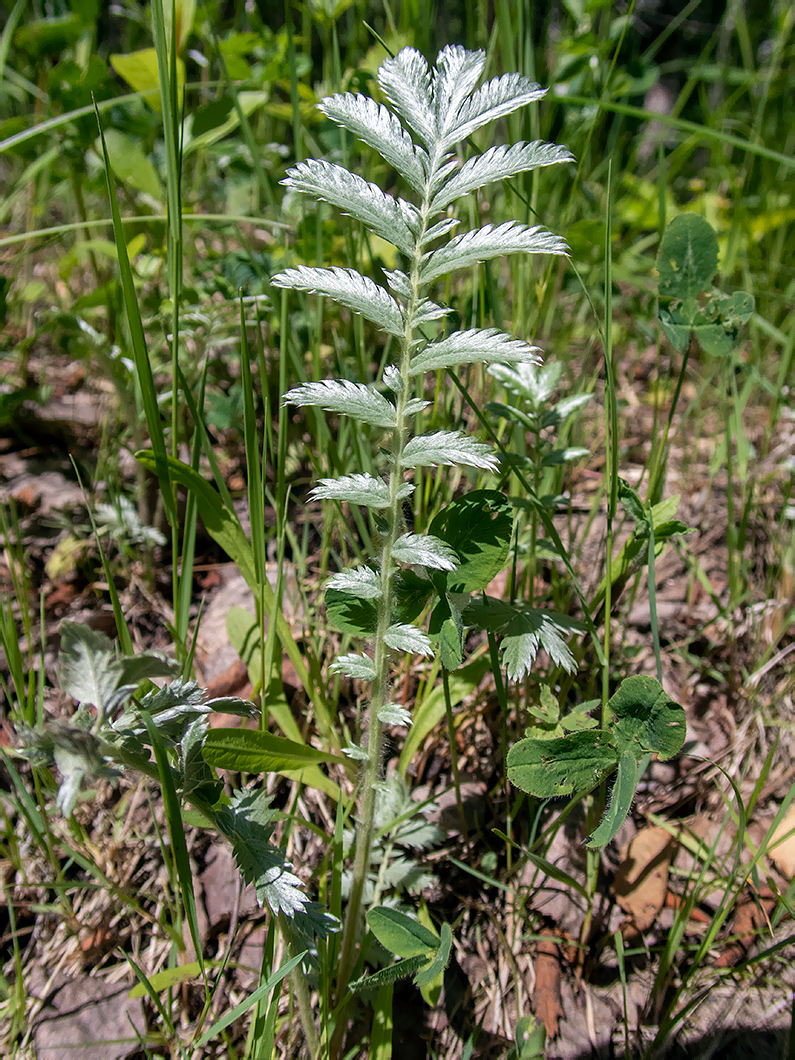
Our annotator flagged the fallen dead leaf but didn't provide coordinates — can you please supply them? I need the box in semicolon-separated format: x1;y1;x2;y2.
614;825;676;931
768;804;795;879
715;888;777;967
534;937;563;1038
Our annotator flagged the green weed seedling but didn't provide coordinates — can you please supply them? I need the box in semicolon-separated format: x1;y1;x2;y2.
270;41;572;1036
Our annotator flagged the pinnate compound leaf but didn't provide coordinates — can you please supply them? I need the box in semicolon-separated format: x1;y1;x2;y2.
609;675;686;760
272;266;404;337
657;213;718;301
327;566;382;598
421;222;568;283
392;533;459;571
310;473;413;509
215;790;308;916
507;729;616;798
409;328;541;376
367;906;439;958
440;71;547;150
384;623;433;657
284;160;420;255
432;46;487;140
401;431;497;470
377;47;435;149
57;621;119;712
432;141;573;211
330;653;377;680
318;93;428;193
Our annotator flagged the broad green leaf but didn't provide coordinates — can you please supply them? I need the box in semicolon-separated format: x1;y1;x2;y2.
97;129;161;200
657;214;718;301
439;601;464;671
203;729;342;773
585;748;638;849
110;48;185;113
507;730;617;798
351;955;428;993
367;906;439;959
325;588;378;635
609;675;687;760
429;490;512;593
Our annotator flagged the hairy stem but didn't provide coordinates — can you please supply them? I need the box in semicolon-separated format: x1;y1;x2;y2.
334;171;435;1010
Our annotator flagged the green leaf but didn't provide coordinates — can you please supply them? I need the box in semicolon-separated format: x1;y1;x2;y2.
429;490;512;593
415;921;452;987
439;599;464;671
350;955;428;993
609;675;687;760
110;48;185;113
657;214;718;301
507;730;617;798
367;906;439;959
129;960;209;998
325;588;378;635
203;729;342;773
585;748;638;849
96;129;162;200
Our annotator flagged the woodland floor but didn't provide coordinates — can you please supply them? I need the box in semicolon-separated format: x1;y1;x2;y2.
1;341;794;1059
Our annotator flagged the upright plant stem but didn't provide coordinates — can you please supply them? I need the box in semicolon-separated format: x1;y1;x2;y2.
335;165;436;1004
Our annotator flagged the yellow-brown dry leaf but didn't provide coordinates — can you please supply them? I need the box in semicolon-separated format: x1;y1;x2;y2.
768;804;795;879
533;938;563;1039
614;825;676;930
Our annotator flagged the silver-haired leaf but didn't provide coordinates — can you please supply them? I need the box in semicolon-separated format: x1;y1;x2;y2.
327;567;383;599
409;328;541;376
283;160;421;255
318;92;429;193
432;46;487;142
441;72;547;151
377;47;435;149
432;141;574;212
403;398;431;415
402;431;498;471
330;653;377;680
413;298;452;326
284;379;397;429
420;222;569;283
384;623;433;656
343;744;370;760
377;704;413;726
393;534;459;571
311;474;413;509
271;266;404;337
384;269;411;298
488;360;561;406
383;365;403;393
421;218;460;245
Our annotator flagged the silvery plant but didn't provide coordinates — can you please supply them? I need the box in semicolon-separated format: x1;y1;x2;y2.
271;44;572;993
